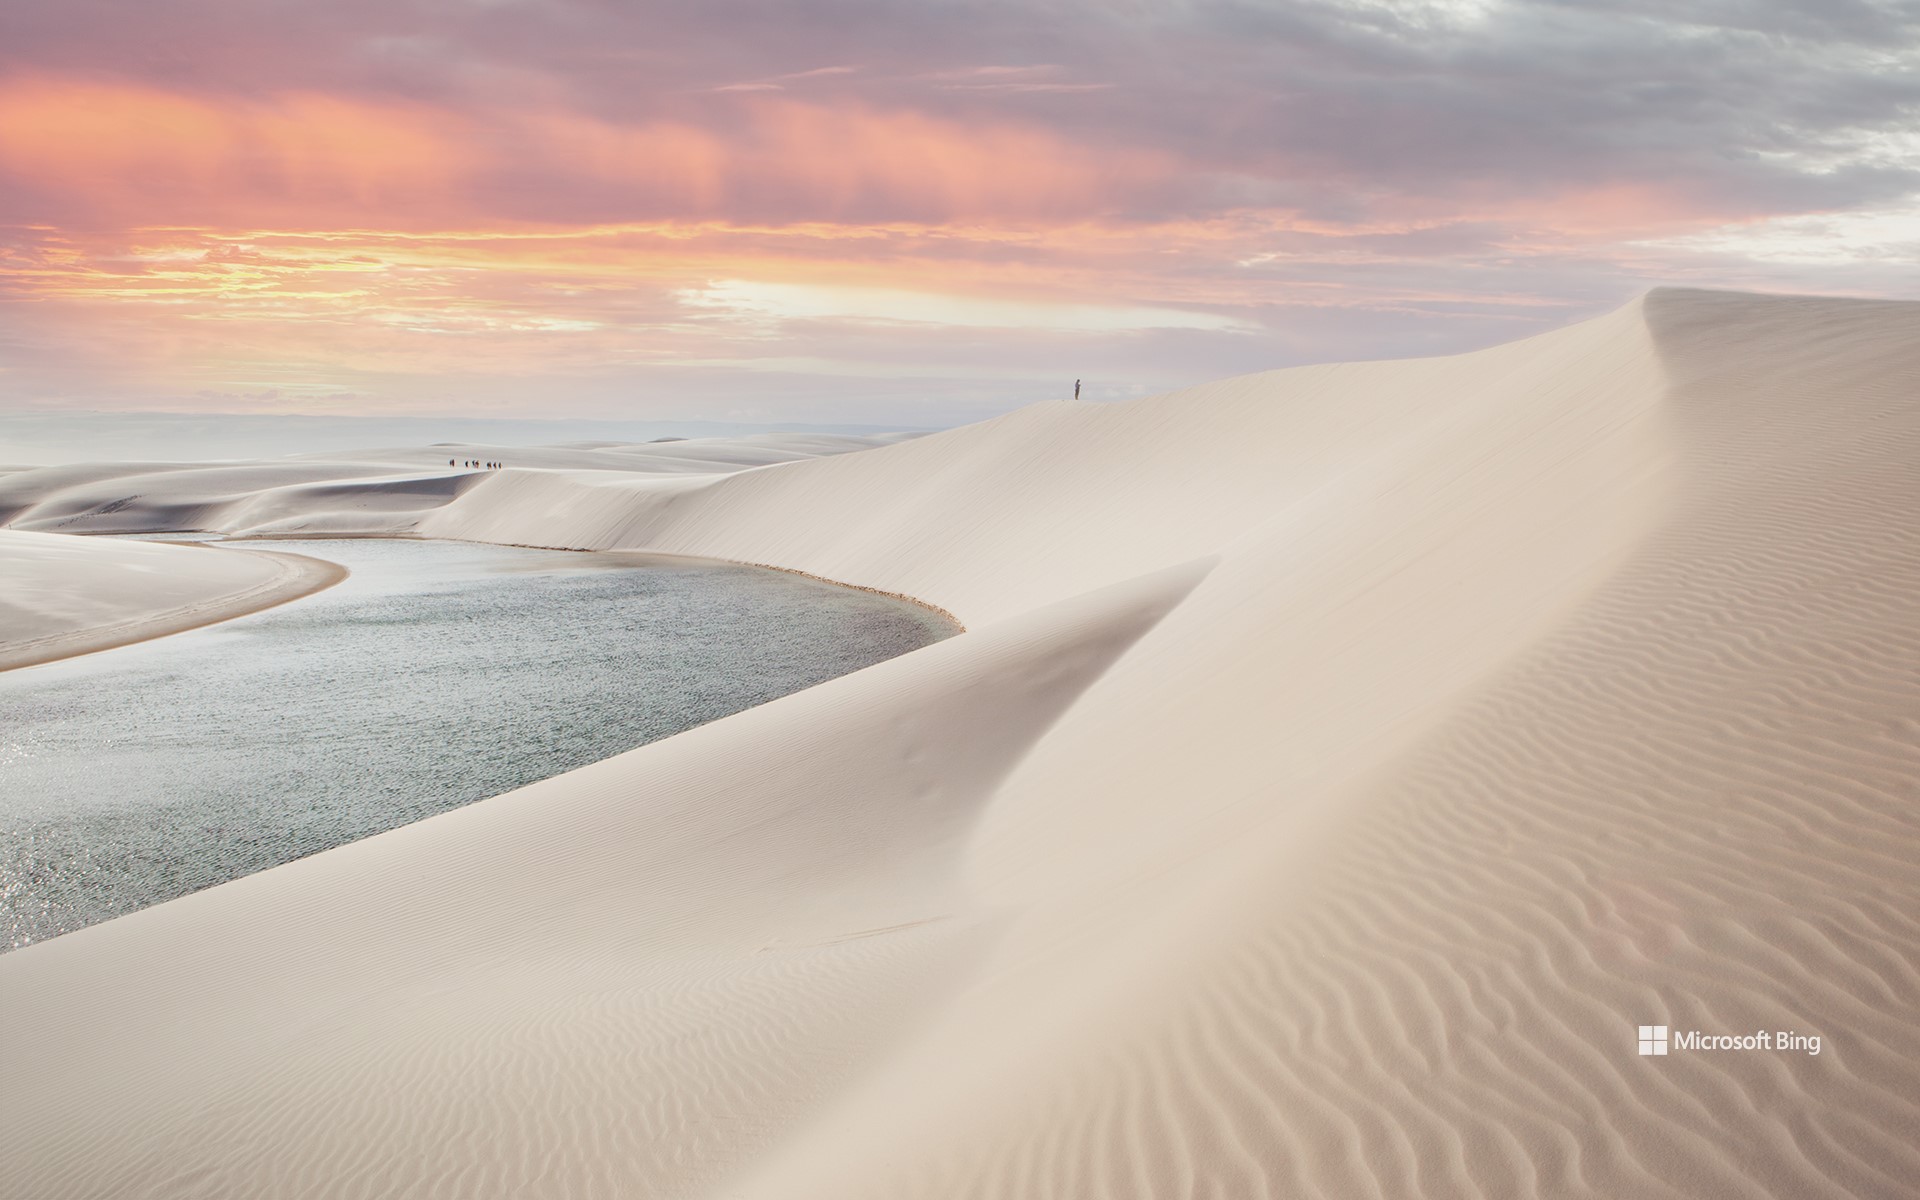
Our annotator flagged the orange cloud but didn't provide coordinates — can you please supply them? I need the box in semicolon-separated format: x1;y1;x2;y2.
0;74;1776;422
0;74;1176;231
0;77;473;226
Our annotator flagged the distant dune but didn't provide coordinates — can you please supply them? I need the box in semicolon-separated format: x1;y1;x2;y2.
2;289;1916;1199
0;413;924;467
0;433;917;538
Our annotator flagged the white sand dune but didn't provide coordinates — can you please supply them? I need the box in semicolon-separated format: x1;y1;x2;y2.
0;412;922;468
0;432;912;539
1;289;1916;1198
0;530;345;671
297;431;928;474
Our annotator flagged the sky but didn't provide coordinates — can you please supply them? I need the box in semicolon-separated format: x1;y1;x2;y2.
2;0;1917;428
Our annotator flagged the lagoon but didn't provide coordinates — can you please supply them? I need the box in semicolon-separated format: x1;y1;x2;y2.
0;538;954;950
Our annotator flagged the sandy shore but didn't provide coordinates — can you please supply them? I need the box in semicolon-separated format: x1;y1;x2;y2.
1;289;1916;1199
0;532;347;671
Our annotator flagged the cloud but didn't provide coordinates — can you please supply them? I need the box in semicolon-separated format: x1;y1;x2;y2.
939;82;1113;93
778;66;860;79
7;2;1918;229
916;63;1112;93
0;77;1191;233
677;278;1254;332
711;63;861;92
1;0;1918;422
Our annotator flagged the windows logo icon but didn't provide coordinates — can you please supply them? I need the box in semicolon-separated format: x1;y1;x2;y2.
1639;1025;1668;1056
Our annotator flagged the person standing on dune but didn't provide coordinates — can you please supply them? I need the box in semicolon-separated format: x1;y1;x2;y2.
1074;379;1082;400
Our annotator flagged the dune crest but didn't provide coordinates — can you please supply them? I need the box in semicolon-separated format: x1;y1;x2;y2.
2;289;1916;1199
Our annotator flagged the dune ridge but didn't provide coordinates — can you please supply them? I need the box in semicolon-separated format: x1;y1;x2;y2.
2;289;1916;1198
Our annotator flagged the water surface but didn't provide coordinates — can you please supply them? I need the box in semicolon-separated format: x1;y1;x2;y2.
0;538;953;950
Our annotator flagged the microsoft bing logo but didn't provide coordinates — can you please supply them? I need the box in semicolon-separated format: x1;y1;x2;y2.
1638;1025;1669;1055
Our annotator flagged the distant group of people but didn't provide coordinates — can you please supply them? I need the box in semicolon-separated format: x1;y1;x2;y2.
451;458;504;470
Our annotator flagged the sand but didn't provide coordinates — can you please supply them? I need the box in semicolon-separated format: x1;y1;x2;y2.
0;432;914;538
0;288;1915;1198
0;412;921;467
0;531;345;671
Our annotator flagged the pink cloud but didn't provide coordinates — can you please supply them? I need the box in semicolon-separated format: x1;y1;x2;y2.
0;74;1177;230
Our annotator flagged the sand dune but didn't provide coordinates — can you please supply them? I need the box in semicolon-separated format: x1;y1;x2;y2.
0;412;921;467
292;431;926;472
2;289;1916;1198
0;431;909;538
0;531;345;670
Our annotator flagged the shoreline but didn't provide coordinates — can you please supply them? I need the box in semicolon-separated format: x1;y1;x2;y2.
226;530;968;632
720;558;966;633
0;543;349;673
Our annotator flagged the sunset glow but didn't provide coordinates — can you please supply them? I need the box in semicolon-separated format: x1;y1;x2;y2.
3;2;1917;423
